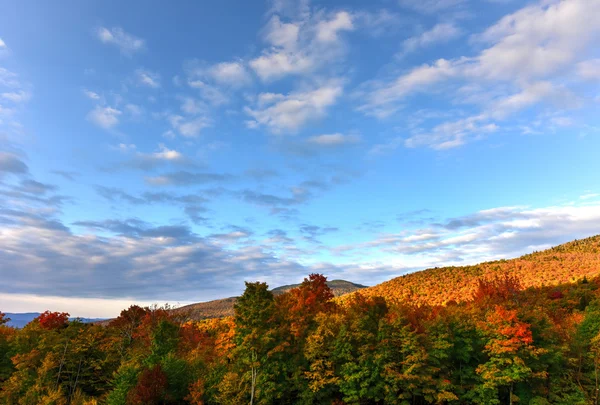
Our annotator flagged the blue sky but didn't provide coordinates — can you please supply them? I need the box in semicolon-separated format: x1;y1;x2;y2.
1;0;600;317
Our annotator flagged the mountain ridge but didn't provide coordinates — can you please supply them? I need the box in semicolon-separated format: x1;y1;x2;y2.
172;279;367;321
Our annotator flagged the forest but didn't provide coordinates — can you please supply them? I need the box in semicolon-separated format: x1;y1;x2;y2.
2;236;600;404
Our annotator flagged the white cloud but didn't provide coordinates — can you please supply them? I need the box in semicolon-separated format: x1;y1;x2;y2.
332;202;600;277
404;115;498;150
135;69;160;88
152;144;183;161
469;0;600;81
0;67;19;88
168;114;211;137
188;80;229;105
183;59;250;106
208;61;251;86
359;59;457;118
403;81;579;149
264;15;300;49
250;52;314;82
96;27;145;55
83;89;100;100
1;90;31;103
315;11;354;43
125;103;144;117
578;59;600;80
581;193;600;200
249;11;355;82
489;81;556;119
87;106;122;129
0;38;6;49
180;97;206;115
402;23;462;53
307;133;360;146
115;143;136;152
359;0;600;148
245;82;343;133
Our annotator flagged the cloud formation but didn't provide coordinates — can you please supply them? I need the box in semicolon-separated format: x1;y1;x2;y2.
87;106;122;129
361;0;600;148
249;11;355;81
96;27;145;55
245;82;343;132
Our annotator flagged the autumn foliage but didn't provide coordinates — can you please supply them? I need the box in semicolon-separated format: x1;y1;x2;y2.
1;236;600;403
37;310;70;330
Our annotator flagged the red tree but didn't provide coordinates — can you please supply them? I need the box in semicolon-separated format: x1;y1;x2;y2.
37;311;69;330
127;364;169;405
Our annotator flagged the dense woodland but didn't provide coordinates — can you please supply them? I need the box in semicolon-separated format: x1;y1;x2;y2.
2;236;600;404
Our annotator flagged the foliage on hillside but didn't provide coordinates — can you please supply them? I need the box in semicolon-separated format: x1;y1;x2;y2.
173;280;366;321
349;235;600;306
2;237;600;403
0;272;600;403
173;297;238;321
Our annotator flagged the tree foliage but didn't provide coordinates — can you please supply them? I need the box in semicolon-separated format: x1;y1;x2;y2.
2;236;600;403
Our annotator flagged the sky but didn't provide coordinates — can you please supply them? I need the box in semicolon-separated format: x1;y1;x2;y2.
1;0;600;318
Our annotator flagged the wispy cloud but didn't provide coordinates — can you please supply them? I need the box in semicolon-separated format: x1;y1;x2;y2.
167;114;211;137
245;81;343;133
0;152;29;176
249;11;355;81
96;27;145;55
307;133;360;146
83;89;101;100
87;106;122;129
109;144;191;171
145;171;233;186
1;90;31;103
359;0;600;148
401;23;462;54
135;68;161;88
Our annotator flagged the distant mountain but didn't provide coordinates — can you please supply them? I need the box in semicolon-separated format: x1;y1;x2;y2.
172;279;367;321
345;235;600;306
3;313;106;329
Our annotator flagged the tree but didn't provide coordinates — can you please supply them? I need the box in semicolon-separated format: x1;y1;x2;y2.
233;281;275;405
127;364;168;405
38;311;70;330
476;305;546;405
0;312;10;326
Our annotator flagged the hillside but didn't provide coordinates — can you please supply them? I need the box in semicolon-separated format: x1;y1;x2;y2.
348;235;600;306
172;279;366;320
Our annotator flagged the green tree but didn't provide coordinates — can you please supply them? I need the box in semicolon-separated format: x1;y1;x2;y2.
233;281;276;405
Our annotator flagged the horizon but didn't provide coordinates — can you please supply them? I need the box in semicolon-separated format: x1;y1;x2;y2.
1;0;600;318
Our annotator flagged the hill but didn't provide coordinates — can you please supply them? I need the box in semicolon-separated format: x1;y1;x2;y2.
271;279;367;296
173;279;366;320
348;234;600;306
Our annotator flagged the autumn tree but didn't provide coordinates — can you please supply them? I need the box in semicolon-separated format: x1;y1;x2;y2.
127;364;168;405
37;310;70;330
476;305;546;405
0;313;15;382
